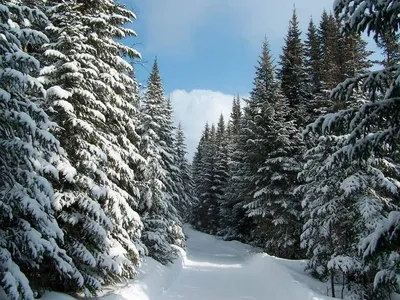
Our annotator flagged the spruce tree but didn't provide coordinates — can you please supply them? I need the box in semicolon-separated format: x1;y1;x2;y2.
192;124;219;233
192;123;210;206
377;30;400;68
175;122;195;221
319;11;342;91
214;114;230;233
299;126;400;298
219;96;244;237
40;0;144;293
228;95;242;137
305;18;322;95
139;60;184;263
236;39;281;246
279;7;310;126
303;17;333;125
0;3;82;298
244;94;305;258
300;0;400;296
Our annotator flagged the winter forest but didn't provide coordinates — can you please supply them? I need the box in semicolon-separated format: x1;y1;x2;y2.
1;0;400;300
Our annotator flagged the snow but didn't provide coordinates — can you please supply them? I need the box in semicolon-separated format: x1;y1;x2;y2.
47;86;72;99
40;225;339;300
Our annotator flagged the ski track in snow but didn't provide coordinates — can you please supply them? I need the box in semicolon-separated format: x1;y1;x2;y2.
41;225;336;300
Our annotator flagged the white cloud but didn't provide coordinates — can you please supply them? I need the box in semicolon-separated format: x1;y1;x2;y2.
141;0;334;55
170;89;243;160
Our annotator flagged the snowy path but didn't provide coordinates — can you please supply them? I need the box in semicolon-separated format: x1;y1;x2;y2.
154;226;331;300
42;226;333;300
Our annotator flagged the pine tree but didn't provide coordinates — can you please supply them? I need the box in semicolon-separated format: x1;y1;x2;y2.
40;0;144;293
158;96;186;249
303;17;334;125
0;3;82;298
318;11;372;95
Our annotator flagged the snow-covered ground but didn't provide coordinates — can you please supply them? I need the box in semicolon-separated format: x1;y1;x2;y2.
41;225;337;300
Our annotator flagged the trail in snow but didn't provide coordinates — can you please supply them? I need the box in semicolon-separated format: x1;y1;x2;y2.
41;226;336;300
153;226;332;300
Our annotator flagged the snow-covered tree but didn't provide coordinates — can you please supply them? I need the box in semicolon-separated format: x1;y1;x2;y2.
278;7;310;126
297;1;400;297
299;126;400;299
40;0;144;293
192;124;220;234
139;60;184;263
175;122;195;221
192;123;210;204
305;18;322;95
376;29;400;68
244;94;305;258
0;3;82;298
219;96;245;237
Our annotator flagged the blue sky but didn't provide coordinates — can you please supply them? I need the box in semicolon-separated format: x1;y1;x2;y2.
121;0;378;158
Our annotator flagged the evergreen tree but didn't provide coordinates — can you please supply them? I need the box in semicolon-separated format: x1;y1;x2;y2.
279;7;310;126
175;122;195;221
244;94;305;258
214;114;230;233
219;96;242;236
235;39;282;246
299;126;400;298
376;30;400;68
299;0;400;296
318;11;372;95
40;0;144;293
304;18;322;95
228;95;242;137
139;60;184;263
303;17;333;126
319;11;342;91
192;124;219;233
0;3;81;298
192;123;210;205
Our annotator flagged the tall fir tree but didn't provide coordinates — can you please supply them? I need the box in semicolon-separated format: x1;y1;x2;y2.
244;94;305;258
214;114;230;233
304;18;322;95
319;11;342;91
192;124;219;233
236;39;282;246
376;30;400;68
139;60;185;263
192;123;210;206
278;7;310;126
300;123;400;299
297;0;400;297
219;96;244;237
40;0;145;293
175;122;195;221
0;2;82;298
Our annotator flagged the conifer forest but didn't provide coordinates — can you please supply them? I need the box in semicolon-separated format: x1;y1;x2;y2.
1;0;400;300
